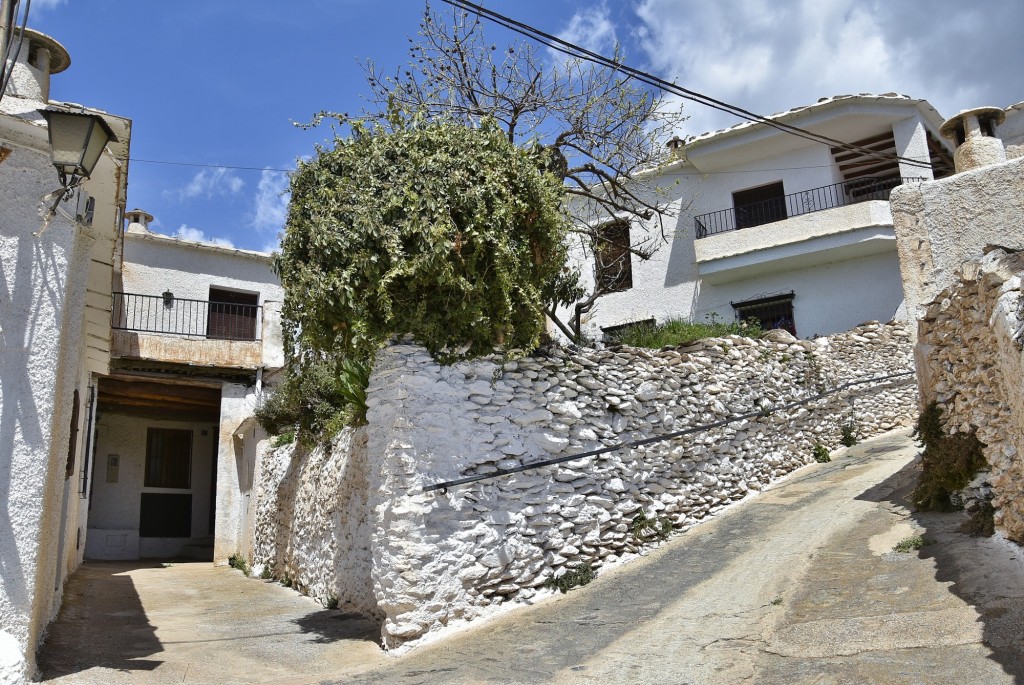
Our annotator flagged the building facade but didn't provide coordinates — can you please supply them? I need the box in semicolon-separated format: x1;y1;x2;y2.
86;211;284;563
560;94;956;341
0;29;131;679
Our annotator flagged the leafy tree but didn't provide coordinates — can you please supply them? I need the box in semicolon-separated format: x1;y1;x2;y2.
363;3;687;340
274;113;577;369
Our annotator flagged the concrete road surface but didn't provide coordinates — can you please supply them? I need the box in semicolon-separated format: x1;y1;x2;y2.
39;430;1024;684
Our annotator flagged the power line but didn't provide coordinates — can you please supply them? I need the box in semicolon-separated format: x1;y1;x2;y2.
130;158;294;173
441;0;936;171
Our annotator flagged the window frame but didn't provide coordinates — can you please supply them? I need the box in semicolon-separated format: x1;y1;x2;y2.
731;291;796;336
732;181;787;229
593;219;633;293
144;427;193;490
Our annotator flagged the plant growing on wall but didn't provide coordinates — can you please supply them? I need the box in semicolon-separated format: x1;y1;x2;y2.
913;402;988;511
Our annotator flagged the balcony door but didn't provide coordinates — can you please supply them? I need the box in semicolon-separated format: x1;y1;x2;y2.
207;287;259;340
733;181;787;229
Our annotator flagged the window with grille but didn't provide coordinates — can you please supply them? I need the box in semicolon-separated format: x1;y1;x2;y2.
207;287;259;340
144;428;192;489
733;181;787;229
594;220;633;292
731;292;796;336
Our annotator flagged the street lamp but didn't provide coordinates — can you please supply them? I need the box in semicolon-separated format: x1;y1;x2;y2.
38;108;116;191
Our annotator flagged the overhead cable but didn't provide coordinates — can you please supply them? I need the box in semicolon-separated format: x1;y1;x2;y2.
440;0;934;170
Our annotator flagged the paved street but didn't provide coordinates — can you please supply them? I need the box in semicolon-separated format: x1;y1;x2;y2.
39;430;1024;684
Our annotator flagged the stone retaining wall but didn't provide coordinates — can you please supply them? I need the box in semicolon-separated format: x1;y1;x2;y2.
363;322;916;648
250;427;380;619
916;249;1024;541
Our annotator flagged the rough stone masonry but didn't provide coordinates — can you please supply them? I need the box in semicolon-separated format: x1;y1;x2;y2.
252;322;916;650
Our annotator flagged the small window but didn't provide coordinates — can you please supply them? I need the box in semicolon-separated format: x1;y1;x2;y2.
733;181;787;229
732;292;796;336
207;287;259;341
594;220;633;292
601;318;655;342
145;428;192;489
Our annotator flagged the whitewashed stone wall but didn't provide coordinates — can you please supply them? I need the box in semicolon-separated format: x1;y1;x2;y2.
916;249;1024;541
250;427;379;619
363;322;915;649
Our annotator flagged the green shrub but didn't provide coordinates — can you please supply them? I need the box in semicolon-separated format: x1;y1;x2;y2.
255;356;371;444
812;442;831;463
840;420;858;447
893;535;928;553
962;501;996;537
325;594;340;610
912;402;987;511
630;510;673;542
612;315;762;348
227;554;250;577
544;563;597;593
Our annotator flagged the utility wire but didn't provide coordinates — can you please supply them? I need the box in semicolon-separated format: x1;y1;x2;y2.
129;158;294;173
441;0;935;171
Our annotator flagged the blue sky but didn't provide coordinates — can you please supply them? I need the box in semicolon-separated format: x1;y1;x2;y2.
29;1;1024;252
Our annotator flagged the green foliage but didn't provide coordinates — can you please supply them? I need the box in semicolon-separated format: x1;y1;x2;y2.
281;574;293;588
893;535;928;553
840;421;859;447
612;315;763;349
276;114;575;363
962;501;996;537
913;402;988;512
228;554;249;577
324;594;340;611
630;510;673;542
544;563;597;594
260;564;274;580
812;442;831;463
255;357;372;444
271;430;295;448
770;596;783;606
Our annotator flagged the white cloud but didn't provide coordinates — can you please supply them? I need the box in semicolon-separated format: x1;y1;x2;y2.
558;3;618;56
174;224;234;249
252;168;290;234
632;0;1024;138
30;0;67;10
175;167;244;200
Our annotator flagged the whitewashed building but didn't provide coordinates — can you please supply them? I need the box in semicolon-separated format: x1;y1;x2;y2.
0;29;131;679
561;94;957;340
86;211;284;564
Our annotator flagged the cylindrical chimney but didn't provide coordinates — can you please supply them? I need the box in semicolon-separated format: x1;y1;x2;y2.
939;106;1007;173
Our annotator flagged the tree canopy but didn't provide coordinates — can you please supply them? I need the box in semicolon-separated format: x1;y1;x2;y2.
275;114;579;363
363;4;687;338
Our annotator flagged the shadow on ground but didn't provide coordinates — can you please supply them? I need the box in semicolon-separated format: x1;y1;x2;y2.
292;610;380;644
38;562;164;679
856;452;1024;682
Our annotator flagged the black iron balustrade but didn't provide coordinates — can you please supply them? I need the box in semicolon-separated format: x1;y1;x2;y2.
111;292;262;341
694;176;926;239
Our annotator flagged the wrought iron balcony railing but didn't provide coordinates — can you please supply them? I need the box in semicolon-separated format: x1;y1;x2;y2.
111;292;262;341
694;176;926;239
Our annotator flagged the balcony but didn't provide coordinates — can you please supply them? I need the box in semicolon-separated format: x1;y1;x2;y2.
694;176;925;239
110;292;278;369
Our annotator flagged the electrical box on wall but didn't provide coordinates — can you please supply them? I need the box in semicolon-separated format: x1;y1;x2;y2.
105;454;119;483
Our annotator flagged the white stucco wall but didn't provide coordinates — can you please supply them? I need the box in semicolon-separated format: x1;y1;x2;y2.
122;233;282;308
0;126;92;679
891;155;1024;324
213;383;262;562
87;413;218;560
693;249;906;338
